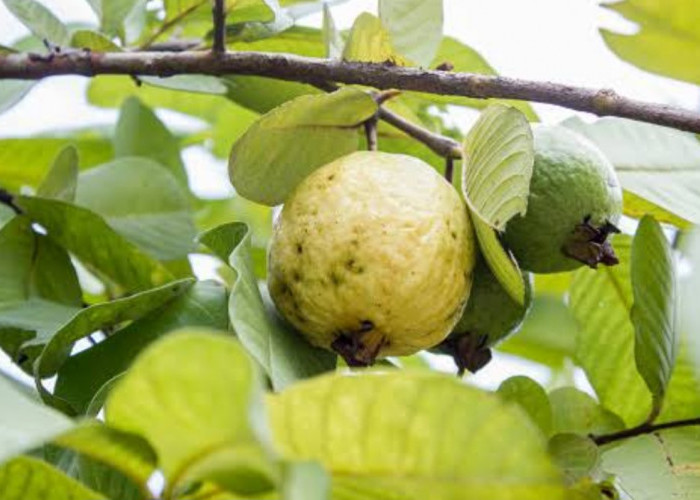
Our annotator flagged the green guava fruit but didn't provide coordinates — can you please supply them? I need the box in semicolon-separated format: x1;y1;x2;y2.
268;151;477;366
433;257;533;374
503;126;623;273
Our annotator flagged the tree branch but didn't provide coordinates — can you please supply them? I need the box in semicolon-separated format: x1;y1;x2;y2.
212;0;226;53
377;107;462;158
2;50;700;133
592;416;700;446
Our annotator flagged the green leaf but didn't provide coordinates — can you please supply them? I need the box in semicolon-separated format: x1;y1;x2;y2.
114;97;187;186
563;117;700;227
229;88;377;205
53;423;156;494
548;387;624;436
75;158;196;261
283;462;329;500
0;136;113;192
602;428;700;499
548;434;600;485
106;331;275;497
685;231;700;371
0;375;73;464
268;371;565;499
497;376;552;435
34;279;193;379
569;234;653;426
16;196;174;293
472;211;526;305
199;223;336;390
37;146;78;202
2;0;70;46
70;30;122;51
630;215;678;414
462;104;534;230
0;456;106;499
0;80;34;116
55;280;228;415
85;0;140;37
342;12;408;64
600;0;700;84
378;0;443;67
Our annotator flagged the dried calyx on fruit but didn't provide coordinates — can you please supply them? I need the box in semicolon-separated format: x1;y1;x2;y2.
267;151;477;366
503;126;623;273
433;257;533;375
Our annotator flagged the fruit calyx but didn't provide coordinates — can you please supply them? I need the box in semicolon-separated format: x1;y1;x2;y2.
330;320;387;367
440;333;492;376
562;215;621;269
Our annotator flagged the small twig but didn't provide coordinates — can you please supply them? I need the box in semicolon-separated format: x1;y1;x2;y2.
444;156;455;183
592;416;700;445
364;117;378;151
0;188;21;214
377;107;462;158
212;0;226;53
139;3;204;49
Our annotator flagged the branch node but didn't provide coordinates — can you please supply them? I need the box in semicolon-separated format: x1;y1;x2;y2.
592;88;619;114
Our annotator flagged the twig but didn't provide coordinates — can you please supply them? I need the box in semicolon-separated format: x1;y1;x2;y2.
377;107;461;158
444;156;455;183
212;0;226;53
592;416;700;445
139;3;204;50
1;51;700;133
364;117;378;151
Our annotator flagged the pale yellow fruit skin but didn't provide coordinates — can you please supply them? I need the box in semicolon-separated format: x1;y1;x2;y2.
268;151;476;358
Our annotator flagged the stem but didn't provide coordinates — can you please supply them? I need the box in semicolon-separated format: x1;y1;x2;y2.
212;0;226;53
592;417;700;445
1;51;700;133
139;3;204;49
0;188;21;214
364;117;378;151
444;156;455;183
377;107;461;158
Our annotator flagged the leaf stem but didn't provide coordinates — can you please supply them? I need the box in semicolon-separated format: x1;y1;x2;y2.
444;156;454;183
591;416;700;445
364;117;378;151
212;0;226;53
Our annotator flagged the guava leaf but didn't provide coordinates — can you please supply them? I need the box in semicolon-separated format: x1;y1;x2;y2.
472;214;526;305
75;158;196;261
283;462;330;500
268;371;565;499
0;456;106;500
106;331;275;496
342;12;409;64
323;3;343;59
113;98;188;186
602;428;700;499
548;387;624;436
0;374;73;464
378;0;443;67
70;29;122;51
53;423;156;494
600;0;700;85
0;136;113;192
462;104;534;230
563;117;700;227
497;375;552;435
569;235;653;426
54;280;228;415
37;146;78;202
16;196;174;293
1;0;70;46
630;215;678;414
548;434;600;485
0;80;34;116
84;0;140;37
229;87;377;206
685;231;700;375
199;222;336;390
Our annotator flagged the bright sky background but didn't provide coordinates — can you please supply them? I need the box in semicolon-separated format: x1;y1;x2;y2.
0;0;697;390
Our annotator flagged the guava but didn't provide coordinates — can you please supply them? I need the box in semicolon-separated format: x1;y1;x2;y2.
433;257;533;374
267;151;477;366
503;126;623;273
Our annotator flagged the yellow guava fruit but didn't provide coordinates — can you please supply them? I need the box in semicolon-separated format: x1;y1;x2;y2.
267;151;476;366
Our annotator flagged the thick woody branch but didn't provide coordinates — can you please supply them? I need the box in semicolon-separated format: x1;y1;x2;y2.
2;50;700;134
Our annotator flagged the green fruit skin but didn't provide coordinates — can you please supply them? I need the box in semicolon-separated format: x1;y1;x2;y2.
443;257;533;348
268;151;477;358
503;126;623;273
